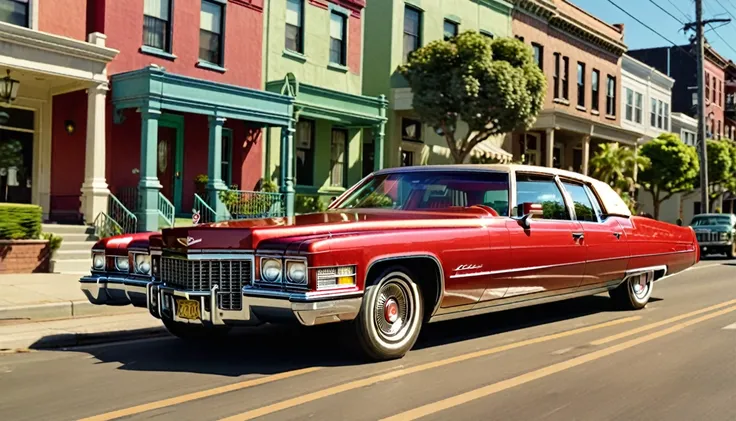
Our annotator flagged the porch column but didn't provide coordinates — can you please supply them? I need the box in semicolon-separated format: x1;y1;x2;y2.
80;83;110;224
137;108;162;232
280;121;296;217
632;139;640;185
581;135;591;176
206;116;228;218
373;122;385;171
545;128;554;167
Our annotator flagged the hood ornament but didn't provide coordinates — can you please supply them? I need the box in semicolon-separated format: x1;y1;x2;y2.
177;236;202;247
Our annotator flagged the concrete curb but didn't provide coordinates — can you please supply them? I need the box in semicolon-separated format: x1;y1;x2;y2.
0;301;140;322
27;326;169;350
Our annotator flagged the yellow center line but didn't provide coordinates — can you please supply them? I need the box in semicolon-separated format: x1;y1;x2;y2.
380;304;736;421
77;367;321;421
591;298;736;346
218;316;640;421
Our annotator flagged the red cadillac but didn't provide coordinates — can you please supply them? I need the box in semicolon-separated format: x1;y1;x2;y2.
80;165;699;360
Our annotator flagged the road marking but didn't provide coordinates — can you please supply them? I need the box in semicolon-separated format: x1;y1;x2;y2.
218;317;640;421
723;322;736;330
591;298;736;346
77;367;321;421
380;304;736;421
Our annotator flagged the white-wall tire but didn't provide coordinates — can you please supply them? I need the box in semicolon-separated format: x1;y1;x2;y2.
610;271;654;310
353;268;423;361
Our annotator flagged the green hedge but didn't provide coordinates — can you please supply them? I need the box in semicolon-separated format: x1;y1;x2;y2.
0;203;42;240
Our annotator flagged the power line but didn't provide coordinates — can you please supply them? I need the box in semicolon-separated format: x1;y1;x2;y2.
706;23;736;56
648;0;685;25
664;0;692;21
606;0;695;60
709;0;736;22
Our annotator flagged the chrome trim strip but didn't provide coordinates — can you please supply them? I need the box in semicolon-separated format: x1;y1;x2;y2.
365;254;445;317
429;283;616;323
162;253;255;261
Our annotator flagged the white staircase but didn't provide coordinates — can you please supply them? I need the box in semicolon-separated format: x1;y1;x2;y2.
42;224;98;275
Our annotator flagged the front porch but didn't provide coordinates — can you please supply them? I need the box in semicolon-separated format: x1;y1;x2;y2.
507;110;642;175
264;74;387;207
110;66;295;232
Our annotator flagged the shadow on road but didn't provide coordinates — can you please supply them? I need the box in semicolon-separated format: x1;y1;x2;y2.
34;294;644;377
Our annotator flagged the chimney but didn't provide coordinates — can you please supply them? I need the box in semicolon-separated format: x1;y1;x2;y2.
613;23;624;32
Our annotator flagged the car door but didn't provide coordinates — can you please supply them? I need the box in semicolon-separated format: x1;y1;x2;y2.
559;179;630;289
503;172;587;297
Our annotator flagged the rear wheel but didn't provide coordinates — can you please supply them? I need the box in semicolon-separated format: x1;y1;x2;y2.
353;268;423;361
610;271;654;310
162;318;231;341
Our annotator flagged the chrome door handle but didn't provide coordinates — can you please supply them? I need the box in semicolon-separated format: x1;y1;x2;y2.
613;232;622;239
572;232;585;241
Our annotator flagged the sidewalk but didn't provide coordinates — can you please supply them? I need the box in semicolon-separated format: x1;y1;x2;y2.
0;274;165;351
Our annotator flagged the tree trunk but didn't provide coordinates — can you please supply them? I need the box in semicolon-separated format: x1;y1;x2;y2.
652;197;661;220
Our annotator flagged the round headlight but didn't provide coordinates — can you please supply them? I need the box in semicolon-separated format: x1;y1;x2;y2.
261;258;282;283
287;261;307;284
135;254;152;275
116;256;129;272
92;253;105;270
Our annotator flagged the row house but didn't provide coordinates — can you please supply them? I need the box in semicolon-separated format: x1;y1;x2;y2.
0;0;384;235
505;0;641;174
362;0;514;168
619;54;674;143
725;62;736;140
629;44;729;140
262;0;386;203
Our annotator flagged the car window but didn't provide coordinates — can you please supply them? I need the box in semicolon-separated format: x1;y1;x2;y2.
562;181;597;222
691;216;732;226
515;173;570;220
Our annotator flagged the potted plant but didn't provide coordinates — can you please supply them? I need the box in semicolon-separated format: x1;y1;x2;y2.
194;174;208;197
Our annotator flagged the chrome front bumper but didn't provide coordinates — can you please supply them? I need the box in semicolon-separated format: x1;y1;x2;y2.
80;274;150;308
147;284;363;327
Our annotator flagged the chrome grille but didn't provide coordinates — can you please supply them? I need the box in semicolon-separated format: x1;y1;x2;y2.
160;257;252;311
696;232;721;243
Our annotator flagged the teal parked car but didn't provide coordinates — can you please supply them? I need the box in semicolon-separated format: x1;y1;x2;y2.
691;213;736;258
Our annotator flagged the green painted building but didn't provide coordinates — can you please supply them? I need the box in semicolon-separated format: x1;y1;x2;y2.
263;0;387;208
362;0;514;168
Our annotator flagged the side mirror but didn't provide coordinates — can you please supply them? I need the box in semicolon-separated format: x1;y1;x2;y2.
516;203;543;229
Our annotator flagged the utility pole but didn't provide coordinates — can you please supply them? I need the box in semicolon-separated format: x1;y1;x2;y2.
685;3;729;214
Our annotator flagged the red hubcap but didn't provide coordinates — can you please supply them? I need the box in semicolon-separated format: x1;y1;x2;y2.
384;299;399;323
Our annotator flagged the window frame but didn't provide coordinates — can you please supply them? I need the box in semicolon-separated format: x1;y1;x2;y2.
403;5;422;63
560;179;602;223
634;92;643;124
0;0;30;28
553;53;561;99
401;118;422;143
562;56;569;100
198;0;225;67
329;10;348;66
606;75;616;116
577;61;585;107
443;18;458;41
532;43;543;70
513;172;572;220
330;128;349;188
625;88;634;121
591;69;600;111
285;0;304;54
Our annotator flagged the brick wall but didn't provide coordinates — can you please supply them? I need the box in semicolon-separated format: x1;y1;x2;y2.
513;10;623;125
0;241;51;274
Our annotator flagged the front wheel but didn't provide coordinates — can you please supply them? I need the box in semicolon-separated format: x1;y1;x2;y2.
162;318;231;342
610;271;654;310
353;269;423;361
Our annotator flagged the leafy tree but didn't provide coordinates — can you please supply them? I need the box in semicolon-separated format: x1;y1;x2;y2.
638;133;700;220
589;142;647;195
398;32;546;164
705;139;736;209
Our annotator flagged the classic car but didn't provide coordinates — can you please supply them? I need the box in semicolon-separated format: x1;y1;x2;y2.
690;213;736;258
80;165;699;360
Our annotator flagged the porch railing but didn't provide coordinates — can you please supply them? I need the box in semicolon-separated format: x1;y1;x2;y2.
220;190;285;220
118;186;139;212
193;193;217;224
94;193;137;238
158;192;175;227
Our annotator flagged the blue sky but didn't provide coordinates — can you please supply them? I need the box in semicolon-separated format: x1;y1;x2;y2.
570;0;736;62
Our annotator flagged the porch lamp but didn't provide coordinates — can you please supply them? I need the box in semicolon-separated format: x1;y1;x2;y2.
0;70;20;104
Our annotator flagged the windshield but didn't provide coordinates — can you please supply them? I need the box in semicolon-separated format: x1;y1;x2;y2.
691;216;732;226
333;170;510;215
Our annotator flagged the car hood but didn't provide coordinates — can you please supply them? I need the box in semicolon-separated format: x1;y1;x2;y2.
159;208;492;252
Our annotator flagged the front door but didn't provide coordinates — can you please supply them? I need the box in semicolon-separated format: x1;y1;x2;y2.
157;126;179;204
504;172;587;297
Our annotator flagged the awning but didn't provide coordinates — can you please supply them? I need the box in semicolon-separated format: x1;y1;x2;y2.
470;140;513;162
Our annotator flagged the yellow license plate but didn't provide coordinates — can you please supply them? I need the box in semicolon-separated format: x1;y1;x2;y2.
176;299;201;320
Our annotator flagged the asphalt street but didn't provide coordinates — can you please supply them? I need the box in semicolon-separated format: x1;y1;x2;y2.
1;257;735;421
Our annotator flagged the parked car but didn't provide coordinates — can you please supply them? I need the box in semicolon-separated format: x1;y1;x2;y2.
690;213;736;258
80;165;699;360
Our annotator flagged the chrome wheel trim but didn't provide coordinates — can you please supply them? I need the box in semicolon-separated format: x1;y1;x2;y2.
366;272;421;351
630;272;652;301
